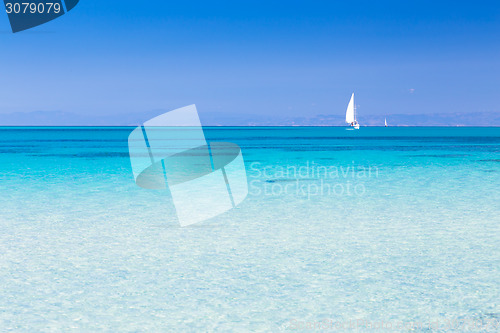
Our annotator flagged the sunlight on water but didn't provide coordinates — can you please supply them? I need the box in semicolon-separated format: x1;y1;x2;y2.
0;127;499;331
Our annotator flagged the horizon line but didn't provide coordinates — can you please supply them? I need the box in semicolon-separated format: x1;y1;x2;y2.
1;125;499;128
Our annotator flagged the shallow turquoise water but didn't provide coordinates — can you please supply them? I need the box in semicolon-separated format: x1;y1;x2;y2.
0;127;499;331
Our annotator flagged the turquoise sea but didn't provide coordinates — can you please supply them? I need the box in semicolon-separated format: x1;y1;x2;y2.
0;127;499;331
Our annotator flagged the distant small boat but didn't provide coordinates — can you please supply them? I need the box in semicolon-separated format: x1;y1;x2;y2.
345;93;360;129
385;118;388;127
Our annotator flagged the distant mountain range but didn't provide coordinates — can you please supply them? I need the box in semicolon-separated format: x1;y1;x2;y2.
1;110;499;126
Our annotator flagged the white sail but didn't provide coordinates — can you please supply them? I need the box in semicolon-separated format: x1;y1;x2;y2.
385;118;387;127
345;93;355;124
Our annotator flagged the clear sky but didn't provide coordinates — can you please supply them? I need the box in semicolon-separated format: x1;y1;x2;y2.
0;0;499;119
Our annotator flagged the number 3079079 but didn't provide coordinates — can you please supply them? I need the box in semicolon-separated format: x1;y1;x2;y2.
5;2;62;14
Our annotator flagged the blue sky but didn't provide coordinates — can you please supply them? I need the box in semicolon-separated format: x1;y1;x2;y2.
0;0;499;119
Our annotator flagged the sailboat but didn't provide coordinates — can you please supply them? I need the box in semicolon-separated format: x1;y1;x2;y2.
385;118;388;127
345;93;360;129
